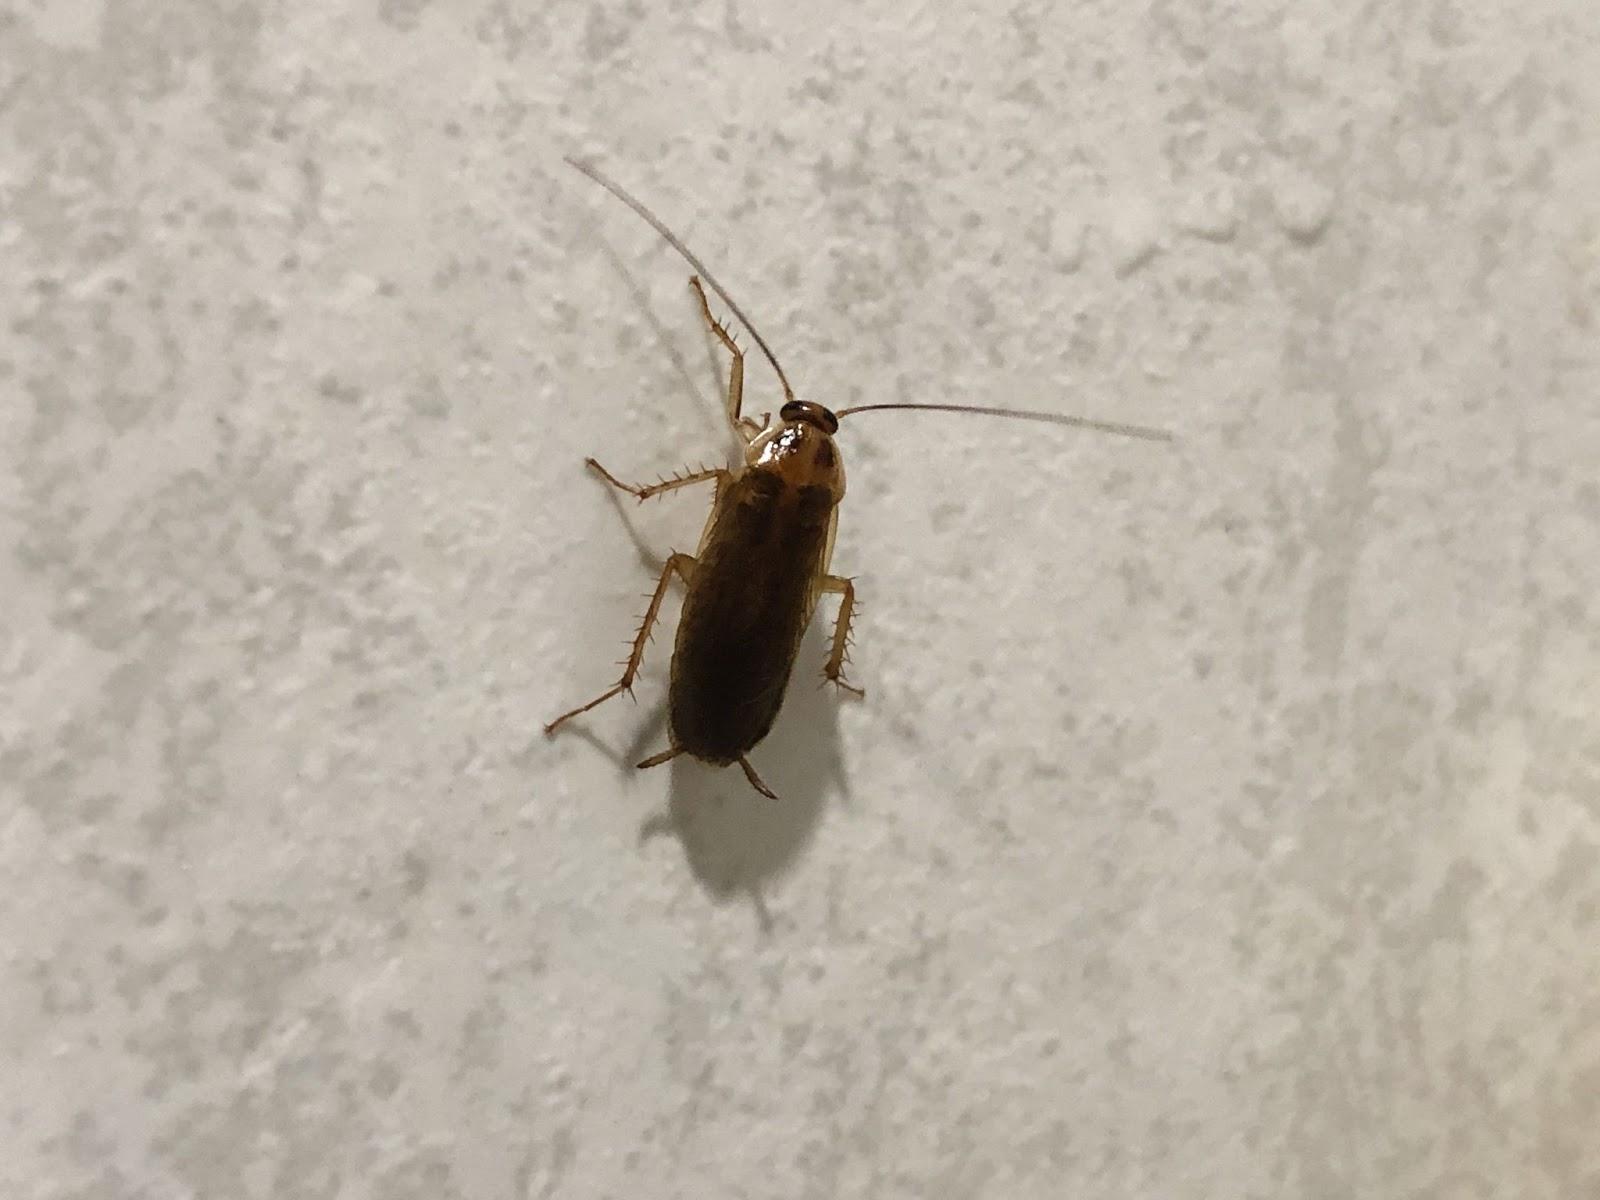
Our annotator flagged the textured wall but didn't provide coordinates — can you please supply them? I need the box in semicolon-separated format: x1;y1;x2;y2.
4;1;1598;1197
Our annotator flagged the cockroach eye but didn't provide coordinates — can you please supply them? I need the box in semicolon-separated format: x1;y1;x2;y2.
779;401;840;433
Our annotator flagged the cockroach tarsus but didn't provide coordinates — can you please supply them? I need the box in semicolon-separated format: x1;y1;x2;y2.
545;157;1171;800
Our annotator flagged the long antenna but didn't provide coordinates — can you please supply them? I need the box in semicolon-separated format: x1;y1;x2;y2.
564;156;796;403
835;402;1172;442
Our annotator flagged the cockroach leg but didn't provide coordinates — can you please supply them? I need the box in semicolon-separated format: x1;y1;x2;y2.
820;574;865;697
585;457;725;503
737;755;779;800
689;275;744;426
544;552;697;735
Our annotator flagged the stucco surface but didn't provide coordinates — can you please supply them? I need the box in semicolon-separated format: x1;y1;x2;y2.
4;2;1599;1197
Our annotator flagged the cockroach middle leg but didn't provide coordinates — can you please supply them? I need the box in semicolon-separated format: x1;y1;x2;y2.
544;551;696;734
820;574;865;697
584;457;726;502
689;274;765;439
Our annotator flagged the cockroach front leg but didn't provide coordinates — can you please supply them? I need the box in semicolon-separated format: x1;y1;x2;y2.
689;275;764;440
585;458;725;502
820;574;865;697
545;552;696;734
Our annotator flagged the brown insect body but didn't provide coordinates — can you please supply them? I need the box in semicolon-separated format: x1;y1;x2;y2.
545;158;1171;800
544;278;862;798
670;404;844;766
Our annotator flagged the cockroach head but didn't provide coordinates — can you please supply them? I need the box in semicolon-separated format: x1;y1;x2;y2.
779;400;839;434
752;400;847;498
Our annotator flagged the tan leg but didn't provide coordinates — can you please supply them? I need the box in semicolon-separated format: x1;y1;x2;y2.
586;457;725;502
545;553;696;734
636;746;683;769
689;275;745;427
738;755;778;800
820;575;865;697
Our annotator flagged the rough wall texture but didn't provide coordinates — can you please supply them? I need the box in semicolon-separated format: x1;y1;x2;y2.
3;1;1598;1197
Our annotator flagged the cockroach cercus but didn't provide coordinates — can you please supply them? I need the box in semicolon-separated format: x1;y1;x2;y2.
546;157;1172;799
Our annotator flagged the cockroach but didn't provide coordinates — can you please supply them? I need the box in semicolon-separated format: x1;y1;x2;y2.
546;157;1171;798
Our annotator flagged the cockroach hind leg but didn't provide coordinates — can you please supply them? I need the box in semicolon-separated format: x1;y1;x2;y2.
737;756;779;800
545;553;695;736
825;672;865;699
544;682;629;735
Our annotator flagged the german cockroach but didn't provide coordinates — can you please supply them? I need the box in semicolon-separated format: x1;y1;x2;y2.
546;158;1171;798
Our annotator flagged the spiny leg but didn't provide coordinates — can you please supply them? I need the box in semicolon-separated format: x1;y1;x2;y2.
688;275;746;430
545;552;695;734
820;574;865;697
585;457;725;502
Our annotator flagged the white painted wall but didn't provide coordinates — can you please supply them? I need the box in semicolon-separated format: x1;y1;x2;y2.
5;2;1598;1196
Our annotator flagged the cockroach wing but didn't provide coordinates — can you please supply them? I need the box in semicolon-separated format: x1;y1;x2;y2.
667;470;837;764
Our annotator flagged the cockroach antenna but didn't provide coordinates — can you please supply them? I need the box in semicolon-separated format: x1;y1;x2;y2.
548;159;1174;798
565;156;1172;443
833;402;1173;442
564;156;798;404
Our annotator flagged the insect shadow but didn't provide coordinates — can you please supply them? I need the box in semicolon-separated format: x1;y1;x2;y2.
640;620;848;920
568;229;850;916
581;483;849;918
549;159;1167;922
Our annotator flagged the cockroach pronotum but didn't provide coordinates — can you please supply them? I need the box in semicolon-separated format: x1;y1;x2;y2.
546;157;1171;799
